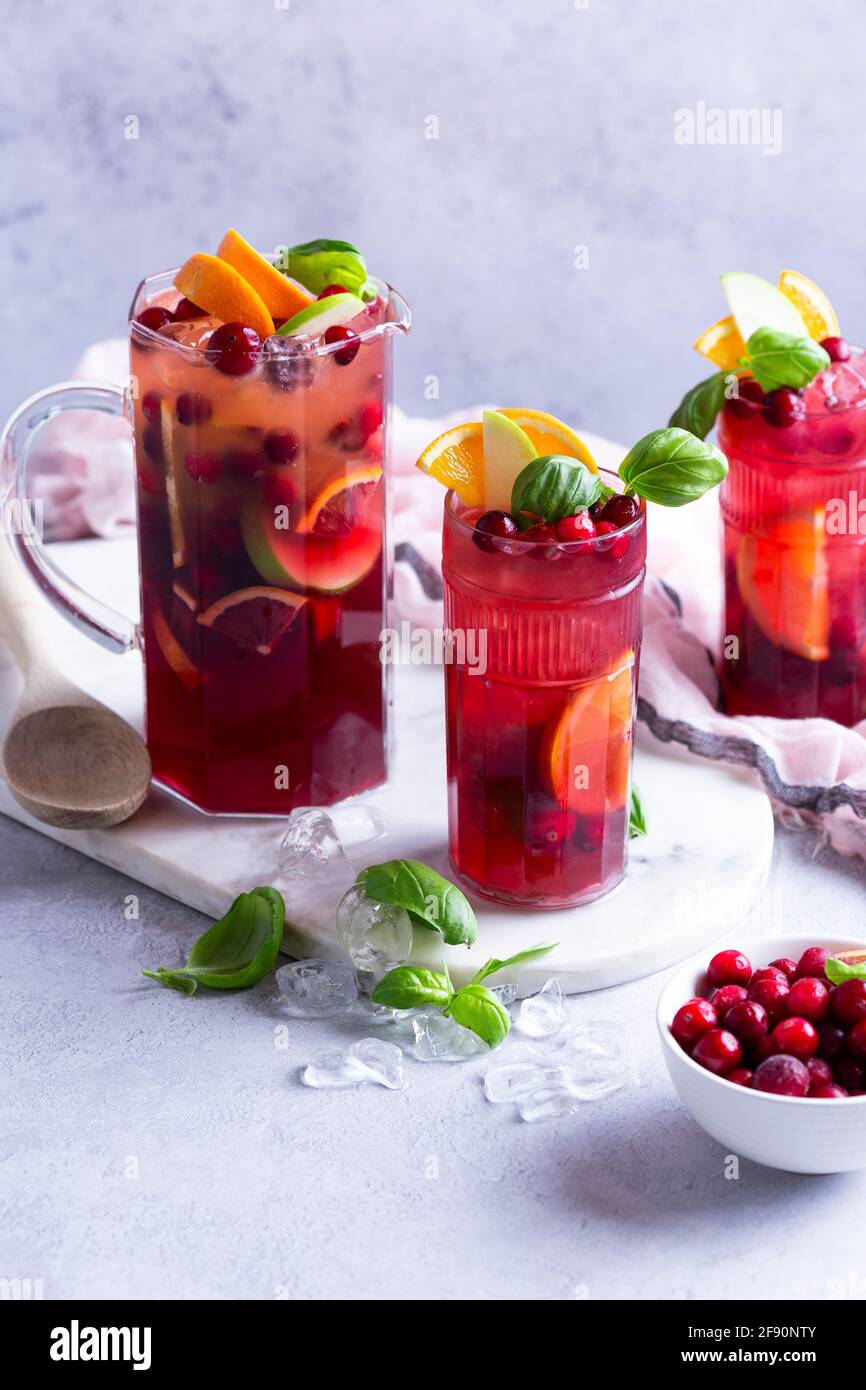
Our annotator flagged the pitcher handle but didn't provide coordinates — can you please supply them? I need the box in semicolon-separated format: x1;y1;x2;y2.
0;380;137;655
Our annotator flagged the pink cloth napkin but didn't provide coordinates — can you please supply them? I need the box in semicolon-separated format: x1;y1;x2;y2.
34;344;866;856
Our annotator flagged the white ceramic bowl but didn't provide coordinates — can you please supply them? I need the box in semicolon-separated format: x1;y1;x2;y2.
657;932;866;1174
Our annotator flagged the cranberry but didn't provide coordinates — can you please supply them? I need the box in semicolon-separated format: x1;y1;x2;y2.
770;1016;818;1062
817;1020;847;1061
724;999;768;1046
727;1068;754;1088
769;957;798;981
324;324;360;366
136;305;175;332
765;387;806;429
750;965;788;987
357;399;383;441
141;390;162;423
263;430;300;466
524;801;577;854
794;946;830;981
263;469;297;510
727;377;766;417
226;447;265;480
835;1058;865;1092
832;979;866;1027
751;1035;776;1066
820;336;851;363
599;494;641;529
183;452;221;483
556;512;595;542
786;977;831;1023
318;284;349;299
209;522;242;557
671;997;718;1049
588;499;606;519
847;1019;866;1061
807;1057;834;1088
692;1027;742;1076
748;976;790;1026
810;1083;848;1098
472;510;522;553
711;985;749;1022
174;296;205;321
753;1054;810;1097
141;422;164;464
208;322;262;376
523;522;558;548
175;391;212;426
592;520;630;559
708;949;752;989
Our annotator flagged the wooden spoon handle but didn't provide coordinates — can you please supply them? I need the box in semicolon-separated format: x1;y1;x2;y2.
0;533;54;675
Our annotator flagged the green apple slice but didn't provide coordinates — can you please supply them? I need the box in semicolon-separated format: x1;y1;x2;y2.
482;410;537;510
721;272;809;345
276;292;364;338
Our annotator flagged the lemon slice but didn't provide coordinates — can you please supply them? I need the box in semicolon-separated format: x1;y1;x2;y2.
415;422;484;507
721;272;809;345
498;408;598;474
777;270;840;342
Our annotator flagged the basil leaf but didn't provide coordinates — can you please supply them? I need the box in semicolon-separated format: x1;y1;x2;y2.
511;455;602;524
742;328;829;393
618;428;728;508
826;956;866;986
470;941;558;987
668;372;729;441
284;238;367;296
142;887;285;993
446;984;511;1047
628;784;648;839
357;859;477;946
371;965;453;1010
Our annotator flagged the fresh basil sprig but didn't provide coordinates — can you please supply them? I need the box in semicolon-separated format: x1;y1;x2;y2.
371;941;557;1048
143;887;285;995
357;859;477;946
826;955;866;986
282;238;367;296
618;428;728;507
510;455;603;524
740;328;829;393
628;785;648;839
668;372;730;441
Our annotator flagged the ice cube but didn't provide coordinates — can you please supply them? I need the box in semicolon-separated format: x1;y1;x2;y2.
279;808;351;879
490;982;518;1008
515;978;566;1038
300;1038;405;1089
351;997;420;1040
553;1021;630;1100
412;1011;488;1062
483;1061;564;1104
158;316;222;350
336;883;413;988
518;1085;577;1123
276;958;358;1016
350;1038;405;1089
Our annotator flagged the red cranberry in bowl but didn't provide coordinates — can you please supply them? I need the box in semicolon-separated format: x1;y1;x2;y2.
753;1054;811;1097
724;999;768;1046
769;957;798;981
769;1016;818;1062
847;1019;866;1061
807;1057;834;1088
786;977;831;1023
832;979;866;1027
711;984;748;1022
707;949;752;989
810;1083;849;1098
472;510;522;553
835;1058;865;1093
748;976;790;1026
727;1068;754;1089
816;1020;847;1062
208;322;262;376
671;998;717;1050
692;1028;742;1076
794;946;830;981
750;965;788;987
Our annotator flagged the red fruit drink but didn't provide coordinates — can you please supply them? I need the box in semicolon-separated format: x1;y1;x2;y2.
442;477;646;908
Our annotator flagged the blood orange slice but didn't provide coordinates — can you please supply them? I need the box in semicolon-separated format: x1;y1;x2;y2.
541;656;635;815
296;463;383;536
735;511;829;660
197;585;306;655
151;604;201;689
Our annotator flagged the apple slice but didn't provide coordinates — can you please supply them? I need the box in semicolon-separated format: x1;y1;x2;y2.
721;272;809;346
276;293;364;339
482;409;537;511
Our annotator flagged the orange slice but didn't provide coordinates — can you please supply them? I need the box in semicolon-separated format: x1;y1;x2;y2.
151;604;200;688
778;270;840;342
297;463;383;536
160;402;187;568
497;408;598;474
736;510;830;661
693;315;747;371
174;253;274;339
416;422;484;506
198;585;306;655
541;656;635;815
217;229;314;320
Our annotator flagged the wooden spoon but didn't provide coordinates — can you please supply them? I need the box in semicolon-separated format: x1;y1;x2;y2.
0;535;151;828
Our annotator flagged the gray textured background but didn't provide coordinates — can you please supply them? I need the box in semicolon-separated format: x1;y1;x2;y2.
2;0;864;441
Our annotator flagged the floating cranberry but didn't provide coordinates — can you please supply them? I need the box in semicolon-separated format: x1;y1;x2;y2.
175;391;213;426
794;946;830;981
769;957;798;981
226;447;265;480
787;977;831;1023
263;430;300;466
599;494;641;529
318;284;349;299
724;999;768;1046
472;510;522;553
770;1016;818;1062
748;976;790;1026
711;985;749;1022
357;399;383;441
592;520;630;559
324;324;360;366
141;390;162;422
727;1068;754;1088
753;1054;810;1097
834;1058;865;1093
523;522;559;555
671;997;718;1049
847;1019;866;1061
807;1057;834;1088
765;387;806;429
832;978;866;1027
183;452;221;483
708;949;752;989
208;322;262;376
524;802;577;854
692;1027;742;1076
556;512;595;542
136;305;175;332
174;296;205;321
727;377;766;417
810;1083;848;1098
141;422;164;464
820;335;851;363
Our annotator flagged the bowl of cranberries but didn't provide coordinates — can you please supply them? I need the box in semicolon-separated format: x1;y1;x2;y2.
657;935;866;1173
